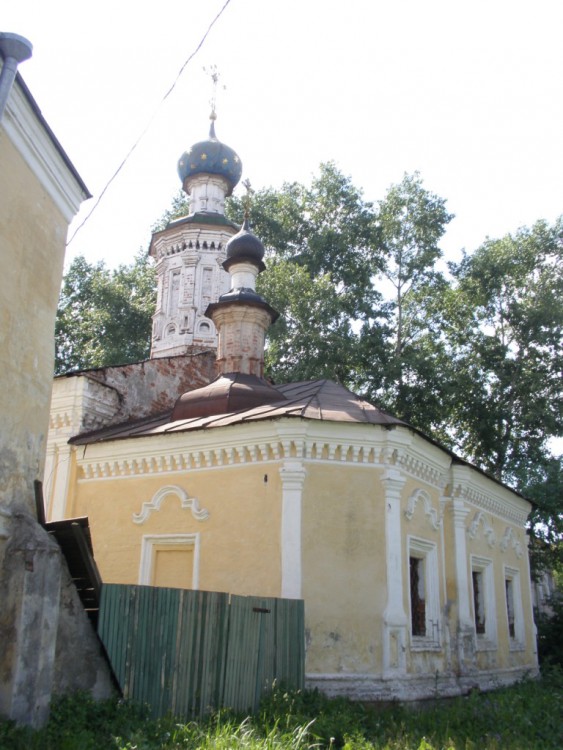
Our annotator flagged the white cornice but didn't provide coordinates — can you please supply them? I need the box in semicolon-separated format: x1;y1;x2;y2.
2;76;88;221
451;465;530;526
74;419;529;527
150;225;234;261
48;375;119;434
76;420;445;489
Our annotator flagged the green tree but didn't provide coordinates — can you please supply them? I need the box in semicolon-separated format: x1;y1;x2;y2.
524;455;563;577
229;162;384;317
439;218;563;484
226;163;388;385
256;258;365;383
55;250;156;374
358;173;454;430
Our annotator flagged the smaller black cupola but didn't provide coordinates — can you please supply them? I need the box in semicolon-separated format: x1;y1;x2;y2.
223;217;266;273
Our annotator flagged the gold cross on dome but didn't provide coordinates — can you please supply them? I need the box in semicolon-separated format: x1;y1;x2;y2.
242;178;254;219
203;64;225;120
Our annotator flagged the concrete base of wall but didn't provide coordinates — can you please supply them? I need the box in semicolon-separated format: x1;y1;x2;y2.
0;508;115;728
306;665;540;702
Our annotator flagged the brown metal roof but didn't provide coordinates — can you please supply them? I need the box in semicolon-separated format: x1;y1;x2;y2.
67;378;530;503
70;379;405;445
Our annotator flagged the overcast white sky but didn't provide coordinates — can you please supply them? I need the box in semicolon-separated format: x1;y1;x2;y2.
3;0;563;269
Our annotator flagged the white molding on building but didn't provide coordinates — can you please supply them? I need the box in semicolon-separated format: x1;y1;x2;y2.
139;533;200;588
381;467;408;675
132;485;209;524
2;71;88;221
279;460;306;599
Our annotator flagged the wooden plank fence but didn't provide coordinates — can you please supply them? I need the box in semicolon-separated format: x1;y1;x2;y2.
97;584;304;718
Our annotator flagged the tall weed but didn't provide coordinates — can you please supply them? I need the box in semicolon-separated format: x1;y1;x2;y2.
0;671;560;750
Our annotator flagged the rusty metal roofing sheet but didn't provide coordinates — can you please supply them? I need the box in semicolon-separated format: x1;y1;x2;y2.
70;378;405;445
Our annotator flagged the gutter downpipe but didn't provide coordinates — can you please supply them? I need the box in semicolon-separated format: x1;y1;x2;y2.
0;32;33;123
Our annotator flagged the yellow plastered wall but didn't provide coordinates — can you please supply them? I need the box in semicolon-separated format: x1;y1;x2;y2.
73;463;283;597
302;463;387;674
0;131;67;514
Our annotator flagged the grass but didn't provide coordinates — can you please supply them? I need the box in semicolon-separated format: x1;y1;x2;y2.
0;668;561;750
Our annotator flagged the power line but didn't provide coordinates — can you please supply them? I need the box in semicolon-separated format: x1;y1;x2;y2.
67;0;233;247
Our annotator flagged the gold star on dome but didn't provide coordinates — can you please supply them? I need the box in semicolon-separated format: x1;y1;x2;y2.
201;153;207;160
222;158;228;164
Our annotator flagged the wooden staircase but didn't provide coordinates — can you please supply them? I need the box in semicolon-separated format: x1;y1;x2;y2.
35;481;102;626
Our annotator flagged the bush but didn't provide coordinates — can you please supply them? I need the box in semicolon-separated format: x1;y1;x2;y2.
536;592;563;666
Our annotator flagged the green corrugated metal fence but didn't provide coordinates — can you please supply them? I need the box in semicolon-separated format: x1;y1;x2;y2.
97;584;304;717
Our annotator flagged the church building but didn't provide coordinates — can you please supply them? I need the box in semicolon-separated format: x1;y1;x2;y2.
45;115;538;701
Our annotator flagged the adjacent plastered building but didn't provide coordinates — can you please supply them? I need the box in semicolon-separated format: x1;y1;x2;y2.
46;115;539;701
0;36;113;727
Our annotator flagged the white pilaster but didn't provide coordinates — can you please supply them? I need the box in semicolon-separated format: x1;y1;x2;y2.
450;498;472;628
49;444;73;521
448;496;477;674
280;460;306;599
382;467;408;674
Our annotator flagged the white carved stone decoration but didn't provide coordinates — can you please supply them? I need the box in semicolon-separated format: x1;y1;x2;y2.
500;527;524;558
132;485;209;524
404;488;441;530
467;510;496;547
149;222;234;358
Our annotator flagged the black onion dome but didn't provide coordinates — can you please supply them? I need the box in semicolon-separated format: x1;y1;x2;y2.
223;217;266;272
177;119;242;195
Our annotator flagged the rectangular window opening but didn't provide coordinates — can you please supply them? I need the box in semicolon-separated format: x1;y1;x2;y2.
505;578;516;639
472;570;486;634
410;556;426;637
471;556;498;650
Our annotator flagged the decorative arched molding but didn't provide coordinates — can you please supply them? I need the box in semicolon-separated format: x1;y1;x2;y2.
500;527;524;558
467;510;496;547
404;488;441;531
132;485;209;525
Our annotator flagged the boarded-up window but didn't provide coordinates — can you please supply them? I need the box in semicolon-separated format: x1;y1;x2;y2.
139;534;199;589
152;545;194;589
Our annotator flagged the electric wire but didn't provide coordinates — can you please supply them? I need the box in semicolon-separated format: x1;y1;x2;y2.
66;0;233;247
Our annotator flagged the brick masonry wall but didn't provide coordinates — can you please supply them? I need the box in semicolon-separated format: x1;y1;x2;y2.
64;348;218;425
